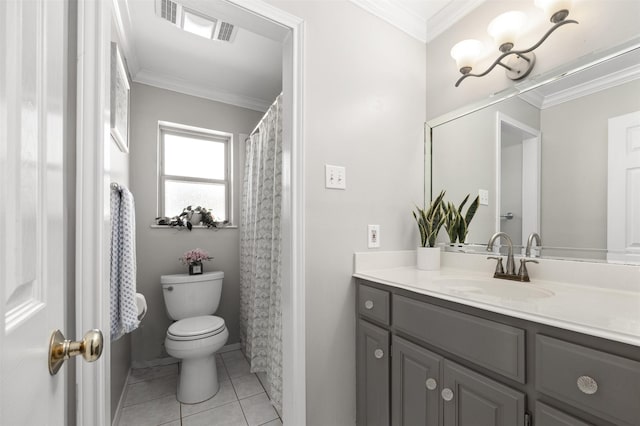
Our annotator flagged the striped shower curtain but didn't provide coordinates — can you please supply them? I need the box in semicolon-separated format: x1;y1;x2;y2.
239;94;283;412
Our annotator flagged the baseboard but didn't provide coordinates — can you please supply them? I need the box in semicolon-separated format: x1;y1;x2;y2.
111;368;131;426
218;342;241;353
130;343;241;369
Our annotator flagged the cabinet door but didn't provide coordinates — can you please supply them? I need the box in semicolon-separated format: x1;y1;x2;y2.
357;319;390;426
392;336;442;426
442;360;525;426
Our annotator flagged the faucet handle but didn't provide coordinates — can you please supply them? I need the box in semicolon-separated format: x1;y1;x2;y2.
487;256;504;274
518;258;539;281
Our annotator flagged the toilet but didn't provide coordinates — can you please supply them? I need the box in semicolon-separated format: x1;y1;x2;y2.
161;271;229;404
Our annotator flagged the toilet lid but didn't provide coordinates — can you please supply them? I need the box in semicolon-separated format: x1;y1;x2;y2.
167;315;226;340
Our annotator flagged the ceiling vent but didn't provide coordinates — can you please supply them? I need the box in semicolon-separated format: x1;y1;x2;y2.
159;0;177;24
214;21;237;42
155;0;238;43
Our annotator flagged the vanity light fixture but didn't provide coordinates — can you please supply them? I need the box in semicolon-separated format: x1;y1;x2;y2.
450;0;578;87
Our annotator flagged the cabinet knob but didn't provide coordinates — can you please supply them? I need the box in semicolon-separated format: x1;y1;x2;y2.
425;378;437;391
441;388;454;401
374;349;384;359
577;375;598;395
364;300;374;310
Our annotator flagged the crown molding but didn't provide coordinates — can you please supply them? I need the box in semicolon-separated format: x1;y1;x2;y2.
426;0;486;43
540;63;640;109
133;69;271;112
518;90;545;109
112;0;140;75
349;0;427;43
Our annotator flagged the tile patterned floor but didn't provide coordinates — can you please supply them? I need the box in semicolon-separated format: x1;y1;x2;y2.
117;350;282;426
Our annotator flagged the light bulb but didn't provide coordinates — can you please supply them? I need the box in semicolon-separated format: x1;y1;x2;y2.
535;0;573;23
450;39;484;74
487;11;527;52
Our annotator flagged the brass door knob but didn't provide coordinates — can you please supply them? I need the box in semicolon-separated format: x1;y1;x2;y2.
49;329;104;375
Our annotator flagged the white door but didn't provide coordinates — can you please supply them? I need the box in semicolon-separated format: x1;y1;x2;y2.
608;110;640;264
1;1;68;424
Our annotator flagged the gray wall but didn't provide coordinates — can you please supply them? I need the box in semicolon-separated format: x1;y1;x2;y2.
110;16;132;423
432;96;540;245
500;131;523;244
270;1;426;424
426;0;640;120
129;82;263;363
540;79;640;251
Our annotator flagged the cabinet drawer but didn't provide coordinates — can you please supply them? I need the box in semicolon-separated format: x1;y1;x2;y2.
393;295;525;383
358;284;390;325
535;402;593;426
536;335;640;426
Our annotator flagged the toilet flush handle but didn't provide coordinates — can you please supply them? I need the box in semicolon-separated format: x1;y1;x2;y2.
166;286;174;292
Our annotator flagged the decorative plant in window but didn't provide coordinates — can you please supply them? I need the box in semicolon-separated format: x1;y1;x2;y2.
155;205;228;231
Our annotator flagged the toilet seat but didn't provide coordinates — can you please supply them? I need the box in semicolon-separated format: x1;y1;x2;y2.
167;315;226;341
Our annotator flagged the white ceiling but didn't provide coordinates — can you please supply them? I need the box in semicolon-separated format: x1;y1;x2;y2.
114;0;285;112
113;0;482;112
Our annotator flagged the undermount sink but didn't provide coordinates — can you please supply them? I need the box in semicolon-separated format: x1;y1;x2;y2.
433;276;555;300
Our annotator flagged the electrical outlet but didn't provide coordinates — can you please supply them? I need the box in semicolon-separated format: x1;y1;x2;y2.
325;164;346;189
479;189;489;206
368;224;380;248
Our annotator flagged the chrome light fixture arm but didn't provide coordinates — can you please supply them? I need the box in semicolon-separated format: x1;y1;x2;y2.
455;19;578;87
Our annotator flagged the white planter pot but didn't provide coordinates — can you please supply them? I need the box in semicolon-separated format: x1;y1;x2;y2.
416;246;441;271
190;212;202;226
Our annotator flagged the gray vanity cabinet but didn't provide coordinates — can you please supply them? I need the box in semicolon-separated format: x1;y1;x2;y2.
442;360;525;426
356;279;640;426
392;336;442;426
357;318;390;426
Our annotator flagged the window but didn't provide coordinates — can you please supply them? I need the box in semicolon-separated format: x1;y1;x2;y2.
158;122;232;222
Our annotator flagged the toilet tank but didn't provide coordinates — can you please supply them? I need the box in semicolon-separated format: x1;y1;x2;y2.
161;271;224;320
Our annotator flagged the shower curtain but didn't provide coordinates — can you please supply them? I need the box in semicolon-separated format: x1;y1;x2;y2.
240;94;283;412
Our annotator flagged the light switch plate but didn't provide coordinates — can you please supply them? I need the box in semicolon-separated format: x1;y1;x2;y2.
479;189;489;206
325;165;346;189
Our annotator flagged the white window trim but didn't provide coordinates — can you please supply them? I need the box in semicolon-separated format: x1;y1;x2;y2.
157;120;234;223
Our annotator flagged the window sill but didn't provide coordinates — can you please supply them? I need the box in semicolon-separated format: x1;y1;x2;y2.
150;225;238;230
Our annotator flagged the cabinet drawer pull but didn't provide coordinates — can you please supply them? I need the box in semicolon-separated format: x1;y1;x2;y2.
441;388;454;401
374;349;384;359
364;300;374;310
577;375;598;395
425;378;437;391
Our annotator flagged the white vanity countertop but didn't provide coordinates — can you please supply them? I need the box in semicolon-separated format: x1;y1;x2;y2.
353;251;640;347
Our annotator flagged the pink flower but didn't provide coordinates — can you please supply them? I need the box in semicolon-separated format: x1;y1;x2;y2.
180;248;213;265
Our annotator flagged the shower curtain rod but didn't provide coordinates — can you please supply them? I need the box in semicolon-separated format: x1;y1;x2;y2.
250;93;282;137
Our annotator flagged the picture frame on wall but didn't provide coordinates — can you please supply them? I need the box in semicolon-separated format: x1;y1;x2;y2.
110;42;130;153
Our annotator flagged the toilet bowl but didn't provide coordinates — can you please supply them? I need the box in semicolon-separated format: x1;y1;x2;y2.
161;271;228;404
165;316;229;404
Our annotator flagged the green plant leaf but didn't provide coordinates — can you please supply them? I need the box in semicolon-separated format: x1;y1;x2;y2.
413;190;446;247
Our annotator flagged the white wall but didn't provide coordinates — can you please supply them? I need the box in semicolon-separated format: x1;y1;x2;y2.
269;1;426;424
426;0;640;120
540;79;640;252
129;83;263;363
110;17;132;423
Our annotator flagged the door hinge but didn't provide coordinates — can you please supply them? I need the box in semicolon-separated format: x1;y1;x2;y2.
525;412;532;426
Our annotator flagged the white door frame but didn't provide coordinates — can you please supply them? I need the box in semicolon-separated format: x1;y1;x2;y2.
76;1;306;424
495;112;541;249
76;0;112;424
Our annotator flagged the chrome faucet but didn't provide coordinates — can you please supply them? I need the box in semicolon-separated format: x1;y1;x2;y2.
525;232;541;257
487;232;516;276
487;231;539;282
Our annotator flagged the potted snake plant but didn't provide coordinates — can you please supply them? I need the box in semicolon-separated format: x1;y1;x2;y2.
413;190;446;270
443;194;480;245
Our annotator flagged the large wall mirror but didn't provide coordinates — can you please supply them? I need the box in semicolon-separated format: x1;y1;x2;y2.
427;37;640;264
